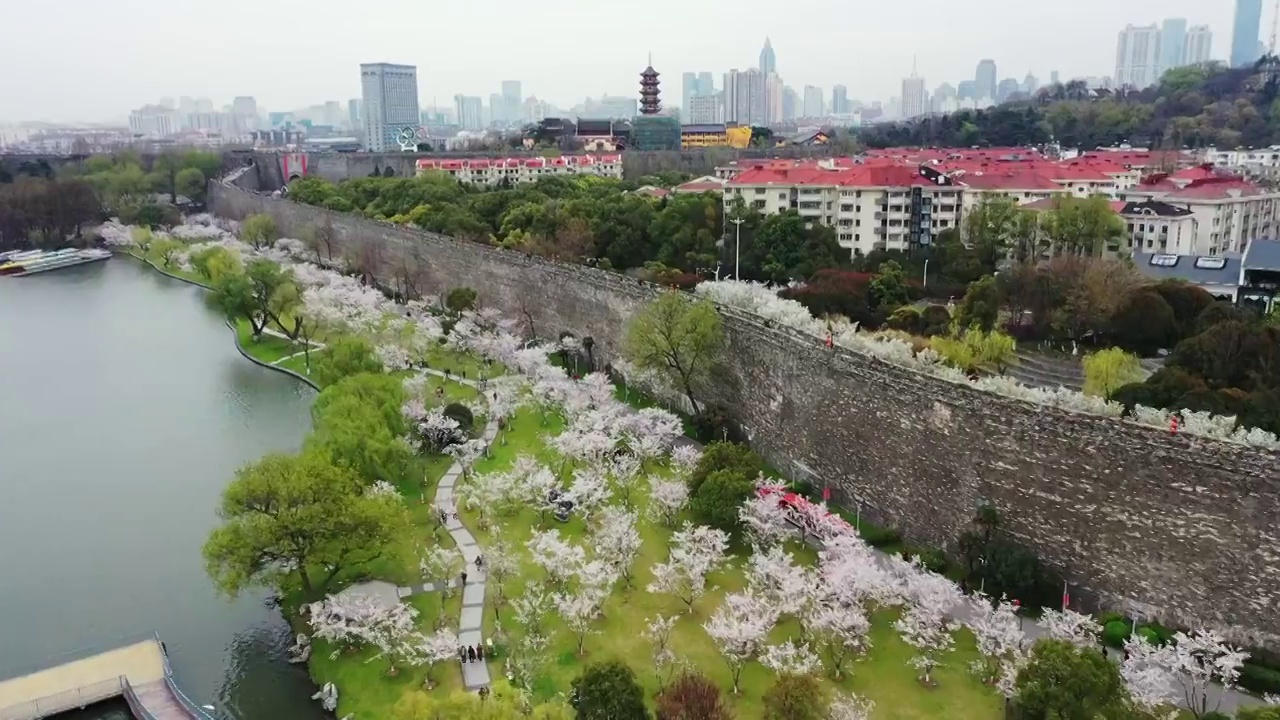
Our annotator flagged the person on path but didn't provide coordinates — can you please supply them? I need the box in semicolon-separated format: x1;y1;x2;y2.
475;554;484;570
468;646;477;662
476;644;485;661
459;646;468;663
461;569;468;586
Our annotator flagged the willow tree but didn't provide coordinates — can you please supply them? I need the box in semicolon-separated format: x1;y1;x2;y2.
624;291;724;416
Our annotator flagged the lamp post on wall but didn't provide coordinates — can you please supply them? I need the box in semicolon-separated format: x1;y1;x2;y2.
730;218;745;280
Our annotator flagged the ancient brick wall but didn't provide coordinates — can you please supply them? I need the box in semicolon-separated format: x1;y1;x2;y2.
210;179;1280;650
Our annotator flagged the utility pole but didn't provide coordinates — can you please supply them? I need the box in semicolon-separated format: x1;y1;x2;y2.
730;217;745;280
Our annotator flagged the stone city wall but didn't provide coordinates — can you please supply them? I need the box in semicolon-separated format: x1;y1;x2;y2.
211;176;1280;650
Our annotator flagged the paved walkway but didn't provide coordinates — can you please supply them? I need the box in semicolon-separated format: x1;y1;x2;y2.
259;328;325;367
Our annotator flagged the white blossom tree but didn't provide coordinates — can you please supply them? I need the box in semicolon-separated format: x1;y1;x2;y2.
420;545;462;603
413;408;463;453
566;466;612;518
739;491;794;548
647;523;730;612
1122;630;1249;718
594;507;642;588
966;594;1025;692
894;562;961;687
526;529;585;589
644;614;681;691
446;439;487;479
670;444;702;476
484;538;521;621
606;454;644;509
512;582;553;638
828;692;875;720
1040;608;1102;649
553;574;611;656
704;590;779;694
760;639;823;676
648;478;689;527
518;463;562;523
746;544;814;617
804;596;872;679
403;627;460;688
361;601;421;675
307;593;390;656
461;469;515;528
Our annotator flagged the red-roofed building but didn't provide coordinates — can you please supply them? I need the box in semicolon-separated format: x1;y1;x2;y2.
1121;168;1280;255
414;154;622;185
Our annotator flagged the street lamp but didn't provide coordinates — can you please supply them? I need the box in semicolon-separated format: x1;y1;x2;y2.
730;218;745;280
923;258;929;288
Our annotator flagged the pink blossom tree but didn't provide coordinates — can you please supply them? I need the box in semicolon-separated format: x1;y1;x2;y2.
647;523;730;612
648;478;689;527
760;639;823;677
594;507;642;588
966;594;1025;692
526;529;585;589
703;590;779;694
746;544;814;617
1122;630;1249;718
739;492;794;548
804;597;871;679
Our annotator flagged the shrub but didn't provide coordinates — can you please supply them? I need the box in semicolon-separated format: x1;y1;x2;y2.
1082;348;1145;399
1239;663;1280;696
656;672;732;720
1096;611;1127;627
762;673;829;720
919;304;953;336
1101;620;1130;648
445;287;477;313
858;525;902;548
1151;280;1214;339
688;442;762;495
1239;705;1280;720
953;274;1000;332
1110;289;1177;356
570;660;648;720
441;403;474;434
887;305;923;333
917;548;949;574
932;328;1018;375
1195;300;1252;334
690;469;755;533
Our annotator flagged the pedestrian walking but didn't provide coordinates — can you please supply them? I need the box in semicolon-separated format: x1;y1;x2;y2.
461;570;468;586
476;644;485;661
458;646;468;663
468;645;477;662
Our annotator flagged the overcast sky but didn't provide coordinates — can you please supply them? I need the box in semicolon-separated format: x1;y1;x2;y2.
0;0;1250;124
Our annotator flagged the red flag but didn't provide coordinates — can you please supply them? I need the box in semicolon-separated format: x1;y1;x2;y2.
1062;590;1070;609
822;486;831;501
1170;415;1179;434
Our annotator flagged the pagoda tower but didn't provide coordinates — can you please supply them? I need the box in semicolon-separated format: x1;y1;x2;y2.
639;53;661;115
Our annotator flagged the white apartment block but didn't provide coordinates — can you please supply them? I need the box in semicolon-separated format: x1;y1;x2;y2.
1121;179;1280;256
1202;145;1280;182
415;155;622;186
687;95;723;124
1115;24;1162;89
1184;25;1213;65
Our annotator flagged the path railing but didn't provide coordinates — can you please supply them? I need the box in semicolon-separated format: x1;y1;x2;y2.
122;677;158;720
154;633;219;720
0;676;125;720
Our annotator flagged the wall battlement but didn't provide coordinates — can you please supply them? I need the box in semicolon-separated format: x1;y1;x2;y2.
210;176;1280;650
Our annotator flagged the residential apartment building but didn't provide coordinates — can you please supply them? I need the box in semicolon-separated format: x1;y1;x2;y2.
901;75;927;119
128;105;178;137
802;86;824;118
454;95;484;132
1231;0;1264;68
1120;166;1280;255
1184;25;1213;65
724;68;766;126
1202;145;1280;182
360;63;419;152
414;155;622;185
687;95;723;124
1115;24;1162;89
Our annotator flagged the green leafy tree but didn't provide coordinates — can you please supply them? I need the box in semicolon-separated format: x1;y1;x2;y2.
1041;196;1126;257
175;167;207;204
202;451;407;598
741;210;844;284
446;287;478;313
1013;639;1132;720
931;328;1018;375
313;336;384;387
688;442;762;495
624;292;724;415
570;661;649;720
241;213;279;250
1083;348;1145;399
1110;290;1178;356
189;245;240;283
953;275;1001;332
393;681;573;720
151;237;183;268
762;674;829;720
690;469;755;533
868;260;911;310
210;259;293;339
308;384;415;486
964;195;1038;268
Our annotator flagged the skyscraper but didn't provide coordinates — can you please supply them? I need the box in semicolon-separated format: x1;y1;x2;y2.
359;63;419;152
697;72;715;96
765;73;784;124
724;68;766;125
802;85;824;118
760;38;776;76
1185;26;1214;65
454;95;483;131
1050;70;1060;86
347;99;362;129
782;86;798;122
832;85;849;115
682;72;698;115
502;81;522;124
901;73;927;119
975;59;997;101
1115;24;1161;89
1160;18;1188;77
1231;0;1264;67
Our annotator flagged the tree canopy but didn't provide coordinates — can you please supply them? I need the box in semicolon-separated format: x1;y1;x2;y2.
624;292;724;416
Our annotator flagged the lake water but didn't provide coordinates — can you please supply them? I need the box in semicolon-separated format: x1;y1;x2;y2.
0;258;328;720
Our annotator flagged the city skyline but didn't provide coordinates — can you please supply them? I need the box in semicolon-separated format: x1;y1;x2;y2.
0;0;1249;124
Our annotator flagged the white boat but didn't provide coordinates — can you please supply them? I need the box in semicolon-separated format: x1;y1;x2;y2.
0;249;112;277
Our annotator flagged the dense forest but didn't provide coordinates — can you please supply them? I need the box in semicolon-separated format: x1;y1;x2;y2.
859;58;1280;150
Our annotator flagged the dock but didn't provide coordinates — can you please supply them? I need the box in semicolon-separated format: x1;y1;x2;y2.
0;636;209;720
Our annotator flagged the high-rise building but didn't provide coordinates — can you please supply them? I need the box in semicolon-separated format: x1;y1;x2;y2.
765;73;784;124
760;37;776;76
1160;18;1189;78
957;80;976;100
682;72;698;115
831;85;849;115
347;99;362;129
723;68;766;126
697;72;715;96
360;63;420;152
901;73;927;119
488;93;504;126
1050;70;1060;85
996;78;1021;103
975;59;997;101
502;81;522;124
1115;24;1162;89
1022;73;1039;95
1185;25;1214;65
454;95;484;131
782;86;798;122
231;96;259;131
1232;0;1264;67
688;94;722;124
802;85;824;118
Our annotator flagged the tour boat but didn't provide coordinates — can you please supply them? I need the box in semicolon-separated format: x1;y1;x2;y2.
0;249;112;276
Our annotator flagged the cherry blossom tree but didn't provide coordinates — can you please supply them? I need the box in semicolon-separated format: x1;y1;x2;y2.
740;492;794;548
746;544;814;617
670;444;702;476
1040;608;1102;648
804;596;871;679
478;538;517;621
445;438;487;479
361;601;420;675
644;614;681;691
594;507;642;588
526;529;585;589
553;579;609;656
512;582;553;638
401;627;460;688
647;523;730;612
507;631;551;691
308;593;390;657
461;469;515;529
894;561;962;687
760;639;823;677
412;408;463;453
966;594;1025;693
818;535;895;610
517;463;562;524
1123;630;1249;718
566;466;612;518
605;454;644;509
703;590;779;694
828;692;875;720
648;478;690;527
366;480;401;500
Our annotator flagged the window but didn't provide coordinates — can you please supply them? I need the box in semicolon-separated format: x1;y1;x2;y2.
1194;256;1227;270
1148;254;1179;267
779;193;787;200
755;188;766;195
